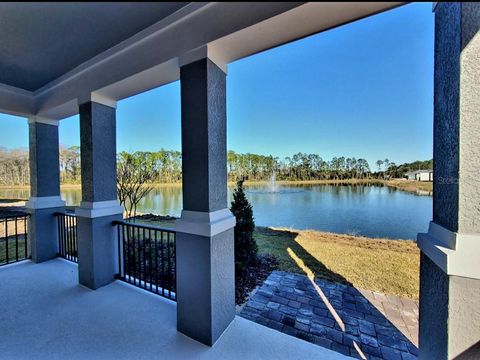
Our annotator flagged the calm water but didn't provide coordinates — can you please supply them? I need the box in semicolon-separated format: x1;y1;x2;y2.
1;184;431;240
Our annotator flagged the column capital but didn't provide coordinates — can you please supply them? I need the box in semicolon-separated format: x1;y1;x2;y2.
78;93;117;109
178;44;228;74
28;116;59;126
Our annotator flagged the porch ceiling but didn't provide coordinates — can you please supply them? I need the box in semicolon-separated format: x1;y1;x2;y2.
0;259;348;359
0;2;188;91
0;2;405;119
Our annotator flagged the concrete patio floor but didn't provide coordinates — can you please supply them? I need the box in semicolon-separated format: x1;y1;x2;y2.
0;259;348;360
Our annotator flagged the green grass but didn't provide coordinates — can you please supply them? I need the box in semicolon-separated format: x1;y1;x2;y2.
0;237;28;265
255;227;419;299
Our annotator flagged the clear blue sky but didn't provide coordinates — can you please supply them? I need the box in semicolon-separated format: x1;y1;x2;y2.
0;3;434;169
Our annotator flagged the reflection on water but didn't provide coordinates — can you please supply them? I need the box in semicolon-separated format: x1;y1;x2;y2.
0;183;431;240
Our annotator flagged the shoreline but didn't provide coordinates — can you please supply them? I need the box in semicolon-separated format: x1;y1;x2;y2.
0;179;432;195
135;213;416;241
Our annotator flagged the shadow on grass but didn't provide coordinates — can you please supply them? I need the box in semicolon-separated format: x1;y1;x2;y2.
255;226;351;286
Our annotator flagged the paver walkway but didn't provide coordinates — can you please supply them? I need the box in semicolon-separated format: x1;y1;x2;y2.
240;271;419;360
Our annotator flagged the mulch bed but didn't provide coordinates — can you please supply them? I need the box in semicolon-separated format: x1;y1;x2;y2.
236;254;278;305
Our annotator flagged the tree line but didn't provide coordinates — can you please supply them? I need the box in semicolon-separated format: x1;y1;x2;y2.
0;146;432;186
0;147;29;186
227;151;372;181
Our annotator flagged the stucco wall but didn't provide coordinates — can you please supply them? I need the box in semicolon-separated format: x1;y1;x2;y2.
449;275;480;359
432;2;461;233
79;101;118;203
180;58;227;213
28;122;60;197
458;3;480;234
419;252;449;360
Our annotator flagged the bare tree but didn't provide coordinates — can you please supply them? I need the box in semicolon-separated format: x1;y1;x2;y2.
117;152;155;220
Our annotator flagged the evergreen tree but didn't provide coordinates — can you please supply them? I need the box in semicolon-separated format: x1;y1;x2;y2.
230;179;257;272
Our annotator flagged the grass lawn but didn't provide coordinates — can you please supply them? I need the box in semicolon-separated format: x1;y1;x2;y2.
255;227;419;299
0;237;28;264
137;216;420;300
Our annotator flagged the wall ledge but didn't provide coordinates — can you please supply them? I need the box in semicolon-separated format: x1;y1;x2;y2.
418;221;480;279
175;208;236;237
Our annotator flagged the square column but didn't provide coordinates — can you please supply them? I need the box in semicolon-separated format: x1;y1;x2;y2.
175;56;236;346
76;99;123;290
26;117;65;263
417;3;480;359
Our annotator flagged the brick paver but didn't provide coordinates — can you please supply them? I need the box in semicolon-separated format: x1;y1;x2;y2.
240;271;419;359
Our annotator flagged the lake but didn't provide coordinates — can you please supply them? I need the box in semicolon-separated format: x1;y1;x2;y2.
0;183;431;240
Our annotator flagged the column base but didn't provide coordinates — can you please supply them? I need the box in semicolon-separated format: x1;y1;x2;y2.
419;252;480;359
26;196;65;263
175;209;236;346
76;202;122;290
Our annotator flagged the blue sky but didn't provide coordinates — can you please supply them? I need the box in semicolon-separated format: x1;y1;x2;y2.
0;3;434;168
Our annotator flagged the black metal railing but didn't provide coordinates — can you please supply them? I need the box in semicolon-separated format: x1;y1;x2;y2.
114;220;176;300
56;212;78;263
0;214;29;266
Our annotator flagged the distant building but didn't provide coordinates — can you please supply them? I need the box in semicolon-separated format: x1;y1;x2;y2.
405;170;433;182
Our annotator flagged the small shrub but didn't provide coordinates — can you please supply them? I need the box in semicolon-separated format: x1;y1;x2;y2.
230;179;257;268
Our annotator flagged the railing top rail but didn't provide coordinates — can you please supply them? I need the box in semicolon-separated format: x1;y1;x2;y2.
113;220;175;233
54;212;76;216
0;213;29;220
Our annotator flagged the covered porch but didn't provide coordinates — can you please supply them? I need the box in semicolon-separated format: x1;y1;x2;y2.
1;2;479;359
0;258;346;359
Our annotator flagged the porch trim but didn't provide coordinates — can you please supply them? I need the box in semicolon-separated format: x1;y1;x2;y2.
75;200;123;218
25;196;65;209
417;221;480;279
28;116;59;126
175;208;236;237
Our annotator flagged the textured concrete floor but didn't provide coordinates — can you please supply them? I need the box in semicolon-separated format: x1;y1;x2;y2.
0;259;348;360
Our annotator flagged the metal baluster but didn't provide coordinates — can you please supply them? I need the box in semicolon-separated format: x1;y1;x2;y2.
57;214;62;257
173;232;176;299
117;223;122;277
129;225;134;284
149;228;153;292
167;231;171;298
73;216;77;261
5;218;9;264
15;217;18;261
142;227;146;289
154;230;159;294
24;215;28;259
68;215;73;260
161;230;165;296
126;224;131;283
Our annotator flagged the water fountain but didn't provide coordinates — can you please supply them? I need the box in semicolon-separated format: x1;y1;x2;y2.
268;172;278;193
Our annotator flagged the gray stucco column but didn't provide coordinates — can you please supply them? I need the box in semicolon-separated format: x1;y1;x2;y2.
76;99;123;290
417;3;480;359
26;117;65;263
175;55;236;346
